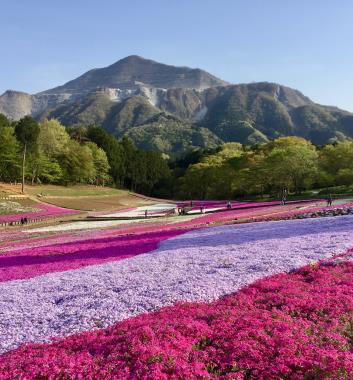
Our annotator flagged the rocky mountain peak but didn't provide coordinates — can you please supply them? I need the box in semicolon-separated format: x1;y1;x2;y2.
38;55;229;96
0;90;34;120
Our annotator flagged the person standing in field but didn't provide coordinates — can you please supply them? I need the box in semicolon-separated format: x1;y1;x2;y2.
327;194;333;206
281;188;288;205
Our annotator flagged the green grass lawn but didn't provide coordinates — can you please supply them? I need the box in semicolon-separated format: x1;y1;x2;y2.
25;184;126;197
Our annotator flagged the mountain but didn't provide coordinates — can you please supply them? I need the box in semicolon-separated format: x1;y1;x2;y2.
1;56;353;155
0;91;33;120
39;55;228;97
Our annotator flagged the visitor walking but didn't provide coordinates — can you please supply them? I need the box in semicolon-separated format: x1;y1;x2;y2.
281;188;288;205
327;194;333;207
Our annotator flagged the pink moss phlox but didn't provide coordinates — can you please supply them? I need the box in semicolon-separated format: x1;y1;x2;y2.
0;228;186;282
0;202;77;223
1;261;352;379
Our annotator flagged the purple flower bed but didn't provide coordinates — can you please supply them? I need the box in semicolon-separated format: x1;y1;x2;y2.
1;215;353;354
2;259;352;379
0;228;185;282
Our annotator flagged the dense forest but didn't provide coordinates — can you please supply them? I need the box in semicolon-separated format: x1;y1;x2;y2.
0;114;169;195
1;113;353;199
172;138;353;199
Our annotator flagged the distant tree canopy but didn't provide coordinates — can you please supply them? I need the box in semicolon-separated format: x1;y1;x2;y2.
176;136;353;200
87;127;170;193
0;115;111;188
1;113;353;199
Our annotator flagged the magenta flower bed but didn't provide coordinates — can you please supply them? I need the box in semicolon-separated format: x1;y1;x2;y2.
0;204;287;283
0;200;326;282
1;260;352;379
0;228;186;282
0;202;77;223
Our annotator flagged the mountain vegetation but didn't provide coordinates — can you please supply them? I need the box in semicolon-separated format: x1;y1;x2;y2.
125;114;221;154
1;56;353;155
2;113;353;200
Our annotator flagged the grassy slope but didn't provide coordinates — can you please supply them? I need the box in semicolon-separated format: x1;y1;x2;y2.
24;184;126;197
0;183;158;212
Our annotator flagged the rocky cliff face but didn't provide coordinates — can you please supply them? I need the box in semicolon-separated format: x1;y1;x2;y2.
0;91;34;120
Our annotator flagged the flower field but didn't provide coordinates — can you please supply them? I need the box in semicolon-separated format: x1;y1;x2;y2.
0;201;77;223
0;200;353;378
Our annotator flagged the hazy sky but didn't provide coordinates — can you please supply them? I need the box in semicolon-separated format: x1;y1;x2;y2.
1;0;353;110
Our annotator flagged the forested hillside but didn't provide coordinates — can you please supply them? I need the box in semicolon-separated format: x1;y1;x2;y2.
2;56;353;155
2;113;353;200
41;82;353;154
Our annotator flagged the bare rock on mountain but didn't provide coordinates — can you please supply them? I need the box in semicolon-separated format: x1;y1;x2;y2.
0;91;34;120
38;55;228;97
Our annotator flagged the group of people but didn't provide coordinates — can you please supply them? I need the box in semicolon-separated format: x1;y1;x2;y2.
20;217;29;225
280;188;334;207
177;207;188;215
174;192;334;217
176;200;233;216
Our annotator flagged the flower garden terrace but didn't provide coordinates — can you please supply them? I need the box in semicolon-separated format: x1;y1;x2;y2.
1;198;353;378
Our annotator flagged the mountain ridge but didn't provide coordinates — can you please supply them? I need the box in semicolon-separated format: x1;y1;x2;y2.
1;56;353;155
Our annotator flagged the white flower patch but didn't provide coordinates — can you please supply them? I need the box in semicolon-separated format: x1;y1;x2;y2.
0;201;40;214
101;203;177;218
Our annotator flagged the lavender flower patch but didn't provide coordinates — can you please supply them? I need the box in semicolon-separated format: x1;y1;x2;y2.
1;215;353;353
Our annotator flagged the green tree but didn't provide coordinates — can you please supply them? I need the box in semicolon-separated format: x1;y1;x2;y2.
0;113;11;129
234;151;268;197
26;151;63;184
14;116;40;193
86;142;111;185
38;119;70;158
319;141;353;187
263;137;318;193
59;140;96;184
86;126;126;186
0;126;20;182
179;143;243;199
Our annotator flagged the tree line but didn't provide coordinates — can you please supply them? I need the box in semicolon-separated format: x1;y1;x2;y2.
1;113;353;199
172;137;353;200
0;114;169;194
